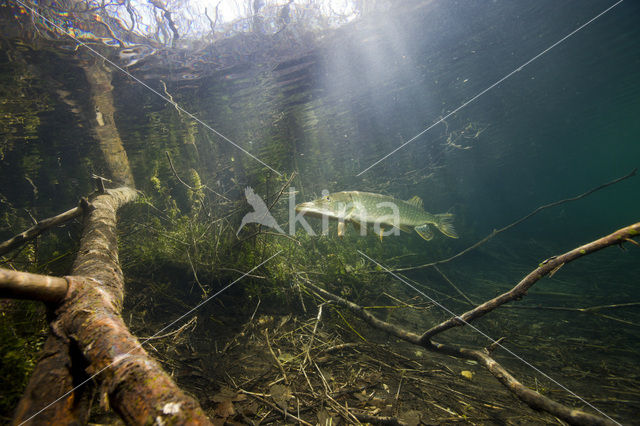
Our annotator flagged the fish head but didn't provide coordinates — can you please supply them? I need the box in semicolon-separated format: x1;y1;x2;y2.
295;192;353;220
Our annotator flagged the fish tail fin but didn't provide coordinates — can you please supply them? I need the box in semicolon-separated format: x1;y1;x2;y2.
434;213;458;239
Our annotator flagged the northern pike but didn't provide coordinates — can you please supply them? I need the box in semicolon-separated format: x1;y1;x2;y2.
295;191;457;241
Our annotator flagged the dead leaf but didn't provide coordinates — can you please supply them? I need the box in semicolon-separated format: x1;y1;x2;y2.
211;386;245;403
270;384;292;410
241;401;259;416
399;410;421;426
214;400;235;418
212;386;237;402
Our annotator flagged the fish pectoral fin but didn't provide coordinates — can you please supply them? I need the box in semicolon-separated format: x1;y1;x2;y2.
415;224;434;241
338;221;346;237
379;227;384;242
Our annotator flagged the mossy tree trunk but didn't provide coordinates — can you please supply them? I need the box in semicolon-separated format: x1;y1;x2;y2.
11;188;211;425
83;60;135;187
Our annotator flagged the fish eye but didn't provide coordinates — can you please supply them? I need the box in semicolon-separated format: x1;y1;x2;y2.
324;195;331;201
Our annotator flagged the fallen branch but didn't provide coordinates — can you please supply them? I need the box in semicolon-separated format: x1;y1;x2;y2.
420;222;640;341
0;268;68;303
428;341;619;426
301;221;640;426
394;168;636;272
0;199;89;256
303;279;619;426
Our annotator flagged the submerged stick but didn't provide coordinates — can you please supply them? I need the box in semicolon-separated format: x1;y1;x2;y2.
165;151;230;200
0;268;68;303
302;279;619;426
420;222;640;341
265;329;289;385
0;199;89;256
394;167;637;272
300;222;640;425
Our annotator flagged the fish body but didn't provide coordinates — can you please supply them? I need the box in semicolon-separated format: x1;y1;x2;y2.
295;191;457;241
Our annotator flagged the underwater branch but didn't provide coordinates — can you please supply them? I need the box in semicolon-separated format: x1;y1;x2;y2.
420;221;640;342
0;268;68;303
303;221;640;426
0;199;89;257
9;187;212;425
304;278;619;426
394;167;637;272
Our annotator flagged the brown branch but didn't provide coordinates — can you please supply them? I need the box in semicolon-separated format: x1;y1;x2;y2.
427;342;618;426
302;280;618;426
13;188;212;425
0;268;68;303
394;167;636;272
420;222;640;342
0;199;88;256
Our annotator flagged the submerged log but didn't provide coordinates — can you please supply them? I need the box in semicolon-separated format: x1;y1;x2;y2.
83;61;135;187
12;188;211;425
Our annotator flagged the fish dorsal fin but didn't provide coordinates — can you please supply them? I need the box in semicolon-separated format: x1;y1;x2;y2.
406;196;423;208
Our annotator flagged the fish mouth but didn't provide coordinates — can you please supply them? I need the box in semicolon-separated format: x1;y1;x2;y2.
295;201;315;211
295;202;332;219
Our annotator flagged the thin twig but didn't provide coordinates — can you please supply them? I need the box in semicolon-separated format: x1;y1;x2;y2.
138;316;197;341
303;302;329;365
264;329;288;385
394;167;637;272
186;250;208;297
268;171;297;211
165;151;230;201
240;390;313;426
433;265;475;305
304;278;620;426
